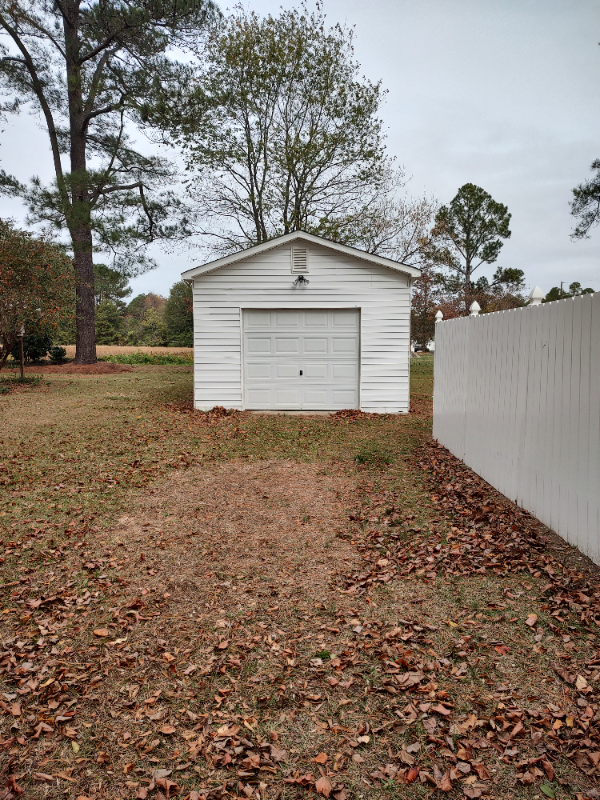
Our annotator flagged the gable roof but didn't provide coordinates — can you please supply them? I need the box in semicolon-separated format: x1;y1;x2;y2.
180;230;421;281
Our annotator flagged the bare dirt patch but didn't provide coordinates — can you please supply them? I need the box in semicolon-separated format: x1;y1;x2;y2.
111;458;360;606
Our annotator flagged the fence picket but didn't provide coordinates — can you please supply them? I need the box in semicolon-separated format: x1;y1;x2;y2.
433;293;600;565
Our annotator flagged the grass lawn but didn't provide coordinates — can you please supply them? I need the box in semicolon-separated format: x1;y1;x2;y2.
0;358;598;800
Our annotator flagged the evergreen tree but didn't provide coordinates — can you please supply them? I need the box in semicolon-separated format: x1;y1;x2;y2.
428;184;511;314
571;161;600;239
95;301;123;345
94;265;132;308
164;282;193;346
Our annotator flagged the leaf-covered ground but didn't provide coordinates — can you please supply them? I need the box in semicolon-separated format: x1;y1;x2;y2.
0;358;598;800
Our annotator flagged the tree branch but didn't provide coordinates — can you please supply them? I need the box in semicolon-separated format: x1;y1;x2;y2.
94;181;144;196
0;11;68;204
79;31;123;65
83;102;118;125
83;49;114;116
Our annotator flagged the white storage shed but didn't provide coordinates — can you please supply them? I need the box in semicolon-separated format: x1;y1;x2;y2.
181;231;420;413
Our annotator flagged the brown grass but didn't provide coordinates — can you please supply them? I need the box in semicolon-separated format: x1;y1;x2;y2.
61;345;194;357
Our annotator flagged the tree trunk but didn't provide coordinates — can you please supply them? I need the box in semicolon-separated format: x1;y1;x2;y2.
64;3;97;364
73;226;97;364
464;258;471;315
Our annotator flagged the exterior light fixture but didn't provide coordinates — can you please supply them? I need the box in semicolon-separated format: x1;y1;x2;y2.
294;274;310;286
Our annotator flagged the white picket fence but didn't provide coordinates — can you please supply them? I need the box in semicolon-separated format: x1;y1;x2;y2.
432;292;600;565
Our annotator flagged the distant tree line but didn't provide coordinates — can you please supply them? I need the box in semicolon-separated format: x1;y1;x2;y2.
66;267;193;348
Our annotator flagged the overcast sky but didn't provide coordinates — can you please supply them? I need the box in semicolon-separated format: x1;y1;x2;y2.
0;0;598;298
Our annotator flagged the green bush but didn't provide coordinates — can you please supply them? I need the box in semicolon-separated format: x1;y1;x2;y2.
10;331;52;362
49;345;67;363
100;352;193;365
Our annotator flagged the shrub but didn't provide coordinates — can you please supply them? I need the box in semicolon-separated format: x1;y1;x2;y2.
10;331;52;363
48;345;67;363
0;219;74;370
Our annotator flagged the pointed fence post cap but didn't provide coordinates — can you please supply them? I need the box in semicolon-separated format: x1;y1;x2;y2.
469;301;481;316
529;285;544;306
435;309;444;322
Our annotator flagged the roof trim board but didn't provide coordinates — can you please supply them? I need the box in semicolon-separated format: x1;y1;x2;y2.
181;230;421;281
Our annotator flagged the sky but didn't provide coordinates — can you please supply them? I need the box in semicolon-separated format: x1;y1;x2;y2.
0;0;598;298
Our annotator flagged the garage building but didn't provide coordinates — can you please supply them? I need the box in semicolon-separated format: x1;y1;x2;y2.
181;231;420;413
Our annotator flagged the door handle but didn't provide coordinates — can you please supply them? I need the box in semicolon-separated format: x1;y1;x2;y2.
300;370;303;376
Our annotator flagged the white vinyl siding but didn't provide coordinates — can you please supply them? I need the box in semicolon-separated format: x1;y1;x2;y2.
191;241;411;413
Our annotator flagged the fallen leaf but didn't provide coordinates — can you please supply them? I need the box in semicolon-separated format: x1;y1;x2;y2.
525;614;538;627
315;776;332;797
313;752;328;764
160;725;177;735
93;628;109;637
34;773;55;782
575;675;588;691
439;771;453;791
541;759;554;781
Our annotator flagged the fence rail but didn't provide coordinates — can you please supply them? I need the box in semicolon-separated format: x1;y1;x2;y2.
432;292;600;565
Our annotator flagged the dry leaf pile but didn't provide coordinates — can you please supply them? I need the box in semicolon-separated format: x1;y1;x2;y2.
339;441;600;798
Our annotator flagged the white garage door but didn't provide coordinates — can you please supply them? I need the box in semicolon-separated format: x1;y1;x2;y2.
243;309;359;410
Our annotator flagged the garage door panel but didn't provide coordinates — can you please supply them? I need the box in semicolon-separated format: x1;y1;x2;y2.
245;310;272;328
275;363;299;378
331;337;358;354
274;337;300;353
303;338;329;354
243;309;359;410
303;388;328;405
304;363;328;379
245;388;273;406
333;310;359;328
275;388;301;405
333;389;358;405
304;311;329;327
276;311;300;327
247;337;272;354
332;363;358;379
246;362;271;379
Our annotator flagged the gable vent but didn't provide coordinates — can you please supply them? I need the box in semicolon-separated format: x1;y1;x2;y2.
291;246;309;273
